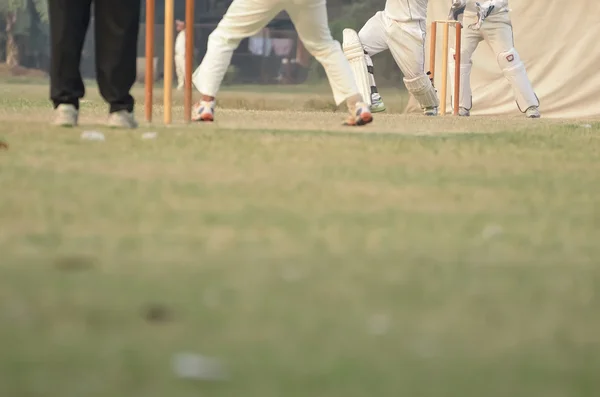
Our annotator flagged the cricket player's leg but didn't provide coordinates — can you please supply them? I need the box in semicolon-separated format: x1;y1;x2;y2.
175;55;185;90
364;52;385;112
287;0;372;126
342;26;386;113
356;11;389;112
450;26;482;116
95;0;141;128
387;20;439;116
48;0;93;126
191;0;281;122
485;19;540;118
342;29;372;109
342;29;374;111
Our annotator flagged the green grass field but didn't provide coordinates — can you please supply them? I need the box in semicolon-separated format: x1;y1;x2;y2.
1;80;600;397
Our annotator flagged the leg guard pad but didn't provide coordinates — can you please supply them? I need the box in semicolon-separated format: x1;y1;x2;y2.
343;28;371;106
403;73;439;109
497;48;539;111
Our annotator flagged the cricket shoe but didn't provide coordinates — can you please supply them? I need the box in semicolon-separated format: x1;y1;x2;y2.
458;107;470;117
108;110;138;129
192;101;215;122
424;106;438;116
525;106;541;118
370;95;386;113
345;102;373;126
52;104;78;127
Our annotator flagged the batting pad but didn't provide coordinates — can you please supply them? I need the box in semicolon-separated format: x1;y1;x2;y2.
342;29;371;106
497;48;539;111
404;74;439;109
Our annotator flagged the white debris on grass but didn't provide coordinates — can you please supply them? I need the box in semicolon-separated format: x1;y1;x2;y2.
81;131;105;141
142;132;158;140
481;224;504;240
172;353;229;381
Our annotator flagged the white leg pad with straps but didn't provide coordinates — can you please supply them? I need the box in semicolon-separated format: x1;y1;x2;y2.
403;73;439;109
342;28;371;106
497;48;539;111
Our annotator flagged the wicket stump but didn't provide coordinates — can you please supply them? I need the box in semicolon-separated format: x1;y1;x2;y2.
429;20;462;116
145;0;195;125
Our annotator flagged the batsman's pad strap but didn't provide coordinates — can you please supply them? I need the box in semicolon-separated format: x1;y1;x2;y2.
404;74;439;109
343;28;372;106
497;48;540;111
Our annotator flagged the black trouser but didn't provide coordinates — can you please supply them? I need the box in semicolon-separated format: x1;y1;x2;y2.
48;0;141;113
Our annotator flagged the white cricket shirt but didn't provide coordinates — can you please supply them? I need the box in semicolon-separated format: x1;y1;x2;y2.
385;0;429;22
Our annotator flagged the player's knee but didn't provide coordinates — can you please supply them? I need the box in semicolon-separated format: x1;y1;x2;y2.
207;28;242;51
356;33;371;55
357;30;366;44
460;51;473;65
497;48;522;72
456;46;476;65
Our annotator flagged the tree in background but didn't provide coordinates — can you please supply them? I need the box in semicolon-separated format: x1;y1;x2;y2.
0;0;48;67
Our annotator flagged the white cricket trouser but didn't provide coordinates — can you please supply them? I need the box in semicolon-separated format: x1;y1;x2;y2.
461;13;515;66
175;55;185;88
193;0;359;105
459;12;538;110
358;11;427;80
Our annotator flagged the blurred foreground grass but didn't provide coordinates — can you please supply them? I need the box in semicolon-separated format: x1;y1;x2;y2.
1;82;600;397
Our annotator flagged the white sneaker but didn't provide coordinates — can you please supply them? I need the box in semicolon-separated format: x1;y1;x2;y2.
345;102;373;126
107;110;138;129
370;94;386;113
458;107;470;117
53;104;78;127
192;101;215;122
525;106;541;118
424;106;438;116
